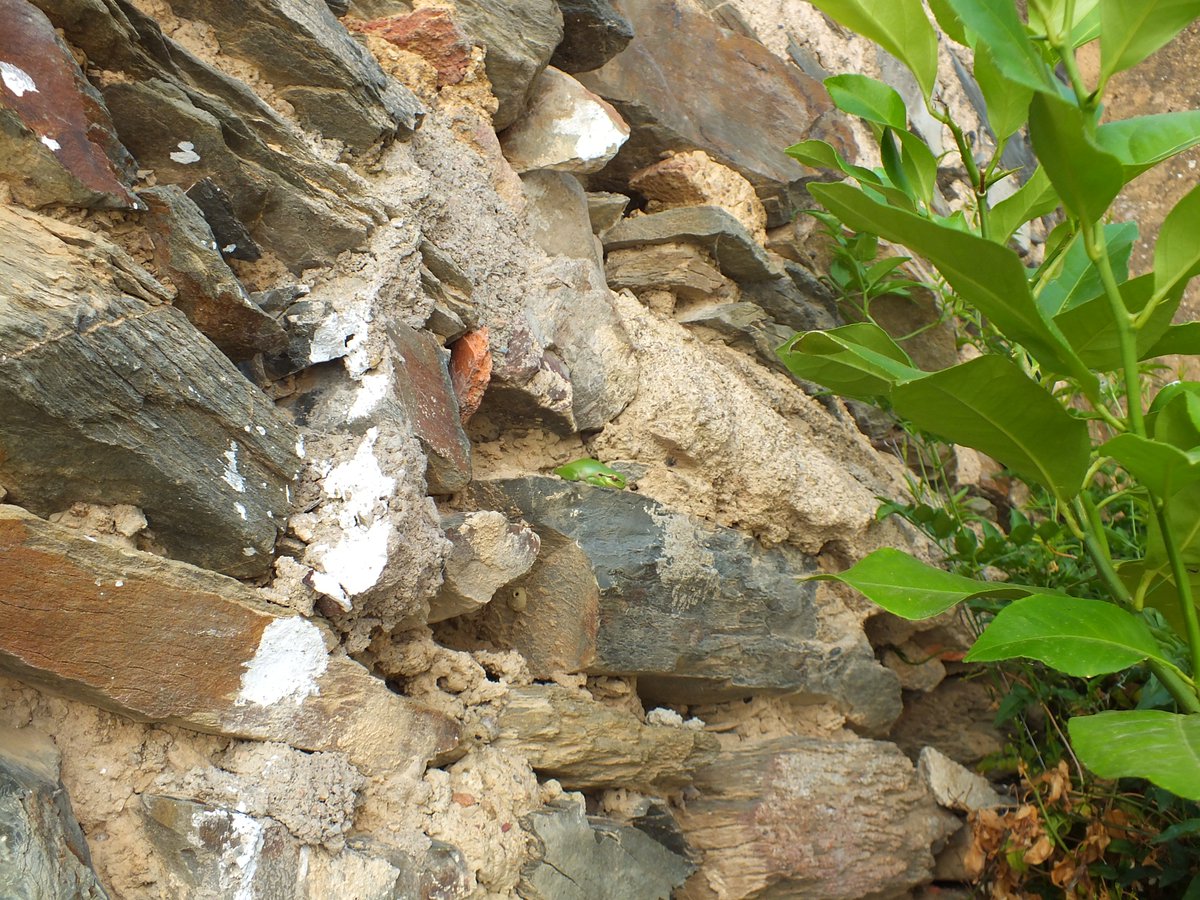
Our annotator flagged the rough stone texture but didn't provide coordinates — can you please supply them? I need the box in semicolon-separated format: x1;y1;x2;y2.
605;242;731;300
521;169;604;267
677;738;959;899
550;0;634;74
469;478;901;731
520;797;695;900
0;0;139;209
586;190;629;236
918;746;1005;814
630;150;768;244
740;258;840;335
578;0;855;226
500;67;629;175
184;178;261;262
429;511;541;623
0;205;298;577
495;685;718;792
141;185;287;360
449;327;492;423
348;8;476;87
0;724;109;899
453;0;564;130
162;0;424;149
0;505;459;772
890;678;1005;768
603;206;781;282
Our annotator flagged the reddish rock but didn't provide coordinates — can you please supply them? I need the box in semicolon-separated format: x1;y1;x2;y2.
348;9;475;87
448;327;492;424
0;0;139;209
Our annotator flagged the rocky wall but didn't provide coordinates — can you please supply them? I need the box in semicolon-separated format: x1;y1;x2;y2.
0;0;1001;897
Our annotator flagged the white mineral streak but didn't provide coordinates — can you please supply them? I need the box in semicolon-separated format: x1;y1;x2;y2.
346;363;392;423
237;616;328;706
0;61;37;97
559;100;627;162
193;808;265;900
39;135;60;151
222;441;246;492
169;140;201;164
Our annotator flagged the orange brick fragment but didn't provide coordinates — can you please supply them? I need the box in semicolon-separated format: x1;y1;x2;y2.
450;327;492;424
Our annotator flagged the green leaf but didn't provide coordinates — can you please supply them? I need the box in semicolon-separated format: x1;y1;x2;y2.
1070;711;1200;800
810;181;1097;392
895;130;939;207
806;0;940;97
974;45;1033;141
1119;561;1200;640
1028;90;1124;223
1103;434;1200;497
776;323;922;401
892;355;1091;497
1155;181;1200;302
1054;273;1181;370
1100;0;1200;84
1142;322;1200;359
1149;382;1200;449
1096;110;1200;183
965;594;1170;675
1037;223;1137;318
1027;0;1100;44
825;74;908;129
785;139;883;187
927;0;968;44
945;0;1055;91
989;167;1060;243
806;547;1045;619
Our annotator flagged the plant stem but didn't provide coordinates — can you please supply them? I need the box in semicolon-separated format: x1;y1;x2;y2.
1081;218;1146;435
1152;502;1200;686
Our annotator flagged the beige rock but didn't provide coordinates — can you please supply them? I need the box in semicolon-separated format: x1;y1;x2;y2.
429;511;541;622
630;150;768;245
605;242;732;301
918;746;1006;813
883;641;948;693
494;684;719;792
499;66;629;174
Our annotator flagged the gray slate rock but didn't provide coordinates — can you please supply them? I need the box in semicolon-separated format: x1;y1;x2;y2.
0;725;109;900
454;0;564;130
469;477;900;730
520;798;694;900
551;0;633;73
602;206;781;282
185;178;262;262
162;0;424;149
0;205;299;577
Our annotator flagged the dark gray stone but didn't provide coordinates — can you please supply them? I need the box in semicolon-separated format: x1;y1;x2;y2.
578;0;855;226
185;178;261;262
602;206;781;282
453;0;564;130
0;205;299;578
520;798;694;900
163;0;424;149
0;725;109;900
468;477;901;729
740;260;840;333
140;185;287;360
550;0;633;74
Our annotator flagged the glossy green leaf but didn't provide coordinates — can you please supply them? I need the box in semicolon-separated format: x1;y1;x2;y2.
1142;322;1200;360
1027;0;1099;45
1037;223;1137;318
1100;0;1200;84
892;355;1091;497
785;139;883;186
1070;711;1200;800
974;44;1033;141
1149;383;1200;449
776;323;922;402
1097;110;1200;183
811;181;1097;392
1154;181;1200;302
1054;274;1181;370
945;0;1055;91
806;0;939;97
1119;561;1200;640
1103;434;1200;497
989;167;1060;243
965;594;1170;675
927;0;968;44
1028;90;1125;223
896;130;939;207
807;547;1045;619
825;74;908;129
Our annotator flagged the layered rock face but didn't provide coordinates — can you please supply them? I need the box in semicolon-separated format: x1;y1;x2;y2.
0;0;992;897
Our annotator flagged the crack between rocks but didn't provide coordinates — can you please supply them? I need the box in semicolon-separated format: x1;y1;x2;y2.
2;305;164;362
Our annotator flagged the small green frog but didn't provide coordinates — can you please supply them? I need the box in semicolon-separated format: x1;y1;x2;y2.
553;457;627;489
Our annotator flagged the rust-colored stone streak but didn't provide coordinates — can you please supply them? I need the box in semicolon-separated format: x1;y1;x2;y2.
348;9;476;87
449;326;492;423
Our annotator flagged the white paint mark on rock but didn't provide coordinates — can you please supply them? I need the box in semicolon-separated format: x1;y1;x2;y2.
194;807;264;900
1;62;38;97
169;140;201;164
222;441;246;493
237;616;328;707
346;364;392;423
234;502;247;520
558;100;628;163
318;520;391;596
39;135;61;151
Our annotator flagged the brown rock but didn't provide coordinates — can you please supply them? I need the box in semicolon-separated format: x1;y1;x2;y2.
449;327;492;424
483;320;577;434
676;738;959;899
0;0;138;209
578;0;855;226
605;243;731;301
348;9;475;87
141;185;287;360
429;511;540;623
0;505;458;771
495;684;718;792
630;151;768;245
890;678;1005;768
